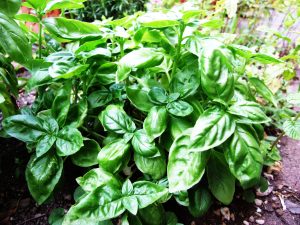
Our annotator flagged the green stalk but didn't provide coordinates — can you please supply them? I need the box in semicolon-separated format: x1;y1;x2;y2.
38;13;43;59
170;23;185;80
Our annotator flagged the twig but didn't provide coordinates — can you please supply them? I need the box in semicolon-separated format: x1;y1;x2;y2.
16;213;46;225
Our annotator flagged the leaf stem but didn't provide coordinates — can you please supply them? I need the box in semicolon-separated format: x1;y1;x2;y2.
38;13;43;59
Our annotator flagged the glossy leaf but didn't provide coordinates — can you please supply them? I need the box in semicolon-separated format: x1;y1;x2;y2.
56;126;83;156
190;108;236;151
132;129;160;157
126;85;154;112
26;152;63;204
148;87;168;105
188;187;212;217
207;151;235;205
143;106;168;140
98;139;130;173
0;0;21;16
228;101;270;124
88;89;113;109
166;100;194;117
225;125;264;189
167;132;209;193
99;105;136;134
282;119;300;140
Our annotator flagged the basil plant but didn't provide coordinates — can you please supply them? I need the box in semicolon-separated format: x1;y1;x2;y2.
2;8;295;224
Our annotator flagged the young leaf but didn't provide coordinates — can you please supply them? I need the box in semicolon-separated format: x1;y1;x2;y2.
143;106;168;140
98;139;130;173
166;100;194;117
228;101;270;124
249;77;278;107
207;151;235;205
190;108;236;151
167;132;210;193
225;125;263;189
26;152;63;204
188;187;212;217
88;89;113;109
282;119;300;140
148;87;168;105
99;105;136;134
126;85;154;112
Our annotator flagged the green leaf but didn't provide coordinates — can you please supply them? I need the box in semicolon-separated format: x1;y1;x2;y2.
166;100;194;117
26;152;63;204
0;0;21;16
287;93;300;106
88;89;113;109
0;13;32;65
36;134;57;157
71;139;101;167
44;0;86;13
188;187;212;217
167;132;209;193
2;115;57;142
26;0;47;10
56;126;83;156
76;168;121;192
116;48;164;82
225;125;263;189
15;13;39;23
126;85;154;112
143;106;168;140
282;119;300;140
148;87;168;105
228;101;270;124
49;208;65;225
52;82;71;127
66;99;88;128
249;77;278;107
43;17;102;41
49;62;88;79
138;12;180;28
207;151;235;205
190;108;236;151
138;204;166;225
132;129;160;158
98;139;130;173
134;152;166;180
99;105;136;134
63;181;167;223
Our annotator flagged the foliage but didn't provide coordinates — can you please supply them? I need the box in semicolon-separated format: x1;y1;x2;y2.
1;0;300;224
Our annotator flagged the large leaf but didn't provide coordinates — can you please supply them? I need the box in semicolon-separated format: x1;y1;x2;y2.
98;139;130;173
25;152;63;204
228;101;270;124
0;13;32;65
190;108;236;151
207;151;235;205
282;119;300;140
76;168;121;192
143;106;168;141
167;131;209;193
44;0;86;13
132;129;160;158
63;181;167;223
188;187;212;217
0;0;21;16
116;48;164;82
225;125;263;189
126;85;154;112
99;105;136;134
249;77;278;107
43;17;102;41
56;126;83;156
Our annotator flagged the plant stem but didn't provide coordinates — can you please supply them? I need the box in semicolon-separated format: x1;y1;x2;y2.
38;13;43;59
170;23;185;79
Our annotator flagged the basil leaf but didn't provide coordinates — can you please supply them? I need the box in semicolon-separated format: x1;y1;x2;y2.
166;100;194;117
56;126;84;156
52;82;72;127
0;0;21;16
225;125;263;189
134;152;166;180
71;139;101;167
44;0;85;13
207;151;235;205
190;108;235;151
138;12;180;28
43;17;102;41
88;89;113;109
116;48;164;82
249;77;278;107
167;132;209;193
126;85;154;112
188;187;212;217
0;13;32;65
76;168;121;192
66;99;88;128
138;204;166;225
282;119;300;140
143;106;168;140
132;129;160;158
98;139;130;173
26;152;63;204
99;105;136;134
148;87;168;105
228;101;270;124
